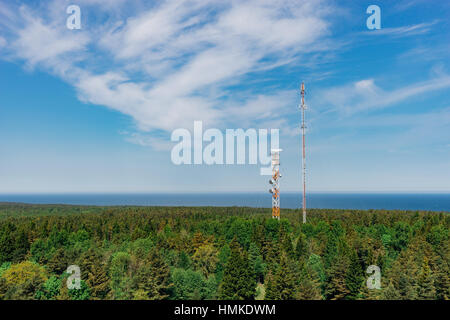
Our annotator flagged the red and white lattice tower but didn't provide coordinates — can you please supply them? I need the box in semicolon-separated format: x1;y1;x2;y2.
269;149;282;219
300;82;307;224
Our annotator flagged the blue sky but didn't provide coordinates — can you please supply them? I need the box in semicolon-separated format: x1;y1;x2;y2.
0;0;449;193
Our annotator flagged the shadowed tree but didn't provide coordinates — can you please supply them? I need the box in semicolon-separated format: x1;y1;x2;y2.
219;238;255;300
264;253;296;300
417;257;436;300
133;250;173;300
346;250;364;300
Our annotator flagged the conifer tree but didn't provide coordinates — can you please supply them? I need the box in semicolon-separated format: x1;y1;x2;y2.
12;228;29;262
345;250;364;300
219;238;255;300
434;265;450;300
360;283;382;300
264;253;296;300
325;254;349;300
263;240;280;270
397;273;417;299
134;250;173;300
295;232;307;262
0;227;14;264
249;242;265;283
215;244;231;283
79;248;110;299
47;248;68;275
296;270;323;300
279;223;294;258
382;280;401;300
192;244;218;277
109;251;132;300
263;271;276;300
177;251;191;270
417;257;436;300
324;226;340;269
88;262;110;299
0;277;8;300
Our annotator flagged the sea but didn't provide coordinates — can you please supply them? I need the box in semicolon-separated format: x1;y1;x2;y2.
0;193;449;212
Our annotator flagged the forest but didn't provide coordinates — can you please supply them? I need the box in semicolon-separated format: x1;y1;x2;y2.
0;202;448;300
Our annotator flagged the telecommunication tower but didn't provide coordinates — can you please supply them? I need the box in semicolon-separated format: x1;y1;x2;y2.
300;82;307;224
269;149;282;219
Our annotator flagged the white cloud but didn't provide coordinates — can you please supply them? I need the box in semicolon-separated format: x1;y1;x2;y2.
363;21;438;37
0;36;6;48
0;3;90;78
123;132;174;151
1;0;333;144
11;15;89;73
317;76;450;115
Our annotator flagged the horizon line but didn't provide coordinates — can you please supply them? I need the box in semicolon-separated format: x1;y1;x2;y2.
0;190;449;195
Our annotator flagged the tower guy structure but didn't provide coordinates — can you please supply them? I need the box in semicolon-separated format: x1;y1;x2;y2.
269;149;282;219
300;82;307;224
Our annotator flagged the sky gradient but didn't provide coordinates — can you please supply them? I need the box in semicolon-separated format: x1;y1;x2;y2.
0;0;449;193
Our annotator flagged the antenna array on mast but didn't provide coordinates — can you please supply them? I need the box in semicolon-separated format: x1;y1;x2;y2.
269;149;282;219
300;82;307;224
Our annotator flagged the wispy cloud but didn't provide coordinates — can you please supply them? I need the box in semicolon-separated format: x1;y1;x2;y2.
362;21;438;37
316;76;450;116
393;0;449;12
397;44;450;64
121;131;174;151
0;36;6;48
0;0;334;138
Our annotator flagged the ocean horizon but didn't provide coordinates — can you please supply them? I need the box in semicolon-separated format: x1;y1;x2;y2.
0;192;449;212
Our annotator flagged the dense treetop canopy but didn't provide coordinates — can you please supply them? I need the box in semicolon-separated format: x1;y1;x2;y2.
0;203;448;300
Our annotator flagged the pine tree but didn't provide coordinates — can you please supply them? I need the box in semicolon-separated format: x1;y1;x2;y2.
306;254;326;285
295;232;307;262
249;242;265;283
134;250;173;300
279;223;294;258
386;248;418;300
219;238;255;300
215;244;231;283
88;263;110;299
47;248;68;275
324;226;339;269
417;257;436;300
263;240;280;270
296;271;323;300
192;244;218;277
345;250;364;300
263;271;276;300
177;250;191;269
325;254;349;300
109;251;132;300
397;273;417;299
360;284;382;300
79;248;110;299
0;277;8;300
434;267;450;300
382;280;401;300
0;226;14;264
12;228;29;262
264;253;296;300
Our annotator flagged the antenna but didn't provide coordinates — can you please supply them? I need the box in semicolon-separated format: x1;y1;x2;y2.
300;82;307;224
269;148;282;219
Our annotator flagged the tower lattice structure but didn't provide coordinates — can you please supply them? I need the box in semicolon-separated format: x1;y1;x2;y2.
269;149;282;219
300;82;307;224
